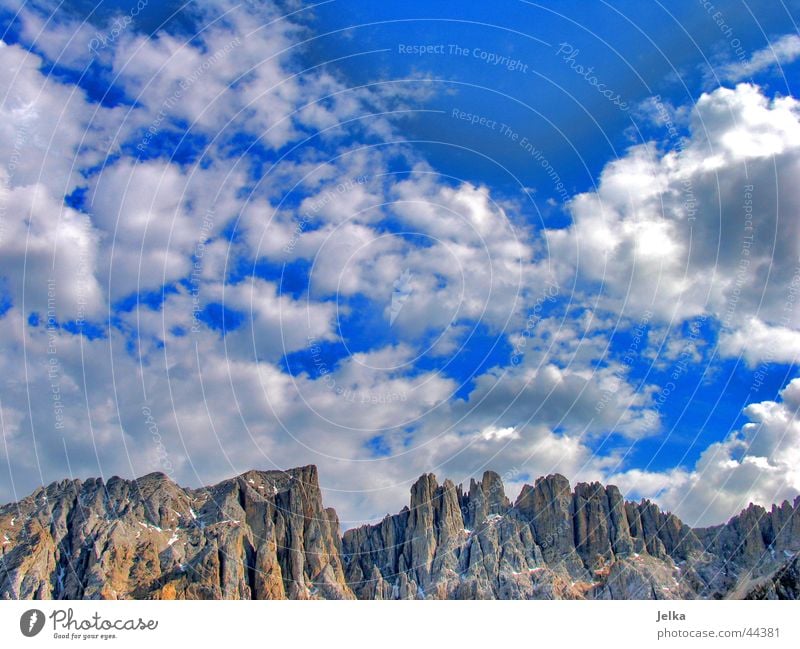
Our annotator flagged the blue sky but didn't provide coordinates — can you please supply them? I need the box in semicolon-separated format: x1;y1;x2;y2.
1;0;800;527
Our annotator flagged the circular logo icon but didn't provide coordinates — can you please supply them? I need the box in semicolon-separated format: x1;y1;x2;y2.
20;609;45;637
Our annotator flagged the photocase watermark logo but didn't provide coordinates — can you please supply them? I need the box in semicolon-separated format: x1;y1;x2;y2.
87;0;149;55
555;42;629;111
389;269;414;326
19;609;45;637
17;608;159;641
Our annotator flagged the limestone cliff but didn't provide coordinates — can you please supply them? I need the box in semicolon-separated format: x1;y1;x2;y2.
342;472;800;600
2;466;798;600
0;465;352;599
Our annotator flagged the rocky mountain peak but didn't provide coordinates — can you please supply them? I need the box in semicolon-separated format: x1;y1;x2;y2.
1;464;351;600
2;465;798;600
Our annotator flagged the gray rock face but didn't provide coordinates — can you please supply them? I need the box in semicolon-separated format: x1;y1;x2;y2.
515;475;583;576
343;473;800;600
0;466;352;600
2;466;799;599
745;556;800;599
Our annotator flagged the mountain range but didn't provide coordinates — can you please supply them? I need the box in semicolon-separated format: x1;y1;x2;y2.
1;465;798;599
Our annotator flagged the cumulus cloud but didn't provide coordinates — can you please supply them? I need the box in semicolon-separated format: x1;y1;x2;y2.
0;177;103;319
548;83;800;364
719;317;800;368
610;378;800;527
87;158;247;297
721;34;800;82
0;41;107;193
1;2;799;532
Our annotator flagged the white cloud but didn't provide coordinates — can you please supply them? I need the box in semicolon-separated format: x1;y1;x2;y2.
87;158;246;297
548;84;800;365
0;175;103;319
721;34;800;82
610;378;800;526
219;277;339;360
2;3;799;533
479;425;519;441
719;317;800;368
15;5;99;70
0;41;99;193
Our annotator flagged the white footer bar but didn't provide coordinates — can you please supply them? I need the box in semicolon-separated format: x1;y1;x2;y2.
0;600;797;647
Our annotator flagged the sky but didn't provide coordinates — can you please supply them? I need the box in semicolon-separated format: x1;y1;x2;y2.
1;0;799;528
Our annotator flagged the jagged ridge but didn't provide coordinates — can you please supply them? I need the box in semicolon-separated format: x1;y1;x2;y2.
0;466;352;600
1;466;798;599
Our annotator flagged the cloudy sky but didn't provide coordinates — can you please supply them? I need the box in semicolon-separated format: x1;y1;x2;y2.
1;0;799;528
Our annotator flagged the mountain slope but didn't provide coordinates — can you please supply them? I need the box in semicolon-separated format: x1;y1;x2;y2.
0;466;352;599
1;466;798;599
343;472;800;600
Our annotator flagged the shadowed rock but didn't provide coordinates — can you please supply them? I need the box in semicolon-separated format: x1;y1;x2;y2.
2;466;798;600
